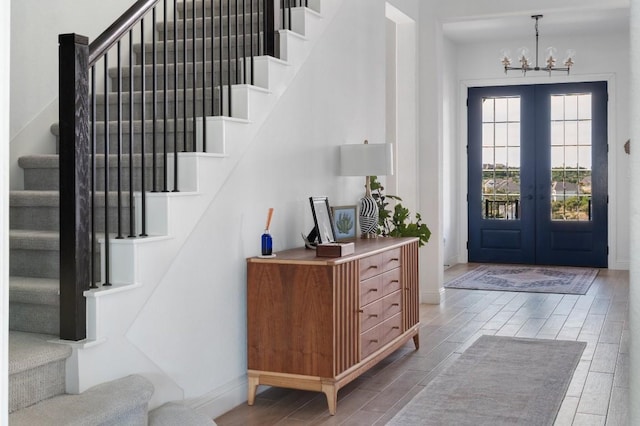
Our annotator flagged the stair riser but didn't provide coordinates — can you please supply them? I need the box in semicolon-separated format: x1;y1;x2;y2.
9;359;67;413
155;14;262;41
10;303;59;335
136;38;261;64
177;0;265;19
109;61;245;92
95;92;220;121
10;204;134;233
86;129;195;154
22;164;167;192
10;249;59;279
11;247;102;280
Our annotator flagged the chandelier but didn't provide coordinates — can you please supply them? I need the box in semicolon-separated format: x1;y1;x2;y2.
500;15;575;75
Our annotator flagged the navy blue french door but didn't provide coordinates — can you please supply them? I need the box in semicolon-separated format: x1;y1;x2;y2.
468;82;608;267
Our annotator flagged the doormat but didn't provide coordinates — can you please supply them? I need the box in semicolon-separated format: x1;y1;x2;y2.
444;264;598;294
388;335;586;426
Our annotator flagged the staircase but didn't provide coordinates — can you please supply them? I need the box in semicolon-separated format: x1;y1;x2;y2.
8;0;336;422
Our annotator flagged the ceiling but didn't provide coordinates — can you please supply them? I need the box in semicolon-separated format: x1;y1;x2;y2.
442;8;630;44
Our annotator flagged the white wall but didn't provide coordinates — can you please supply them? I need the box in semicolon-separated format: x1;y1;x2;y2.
447;31;630;269
9;0;135;190
120;0;388;415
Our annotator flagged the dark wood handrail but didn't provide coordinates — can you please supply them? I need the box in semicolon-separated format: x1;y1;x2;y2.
89;0;158;65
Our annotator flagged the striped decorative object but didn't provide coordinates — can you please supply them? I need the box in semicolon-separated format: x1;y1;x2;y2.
359;195;378;236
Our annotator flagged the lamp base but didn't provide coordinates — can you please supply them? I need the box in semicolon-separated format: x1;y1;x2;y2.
359;194;378;238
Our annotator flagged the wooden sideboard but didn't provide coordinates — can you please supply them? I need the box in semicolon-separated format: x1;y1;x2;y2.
246;237;420;415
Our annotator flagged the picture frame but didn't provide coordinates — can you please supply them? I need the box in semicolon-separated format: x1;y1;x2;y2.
309;196;336;244
331;205;357;241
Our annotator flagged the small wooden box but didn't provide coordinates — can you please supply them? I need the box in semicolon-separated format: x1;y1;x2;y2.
316;242;355;257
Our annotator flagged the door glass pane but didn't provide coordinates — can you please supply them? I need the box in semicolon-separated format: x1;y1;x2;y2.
550;93;592;221
482;96;520;220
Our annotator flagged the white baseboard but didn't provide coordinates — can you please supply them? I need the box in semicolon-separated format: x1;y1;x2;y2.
421;287;444;305
188;375;250;420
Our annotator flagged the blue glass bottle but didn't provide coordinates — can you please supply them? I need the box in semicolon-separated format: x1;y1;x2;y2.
261;230;272;256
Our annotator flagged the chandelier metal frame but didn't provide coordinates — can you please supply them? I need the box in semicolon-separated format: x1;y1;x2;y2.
501;15;574;75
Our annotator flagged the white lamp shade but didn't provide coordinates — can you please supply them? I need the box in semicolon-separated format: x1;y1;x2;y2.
340;143;394;176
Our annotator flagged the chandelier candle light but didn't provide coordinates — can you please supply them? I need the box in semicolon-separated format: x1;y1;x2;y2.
500;15;575;75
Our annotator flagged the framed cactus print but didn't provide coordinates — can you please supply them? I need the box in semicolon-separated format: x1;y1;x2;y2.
331;205;357;241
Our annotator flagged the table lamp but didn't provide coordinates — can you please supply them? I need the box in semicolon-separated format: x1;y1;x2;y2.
340;140;394;238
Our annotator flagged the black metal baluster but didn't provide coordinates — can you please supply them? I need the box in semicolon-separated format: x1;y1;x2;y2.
192;0;197;151
242;0;246;84
103;55;111;286
152;6;158;192
250;0;254;85
219;0;223;115
117;41;124;239
128;30;135;238
140;21;148;237
263;0;276;56
90;66;98;289
173;0;179;191
183;0;188;152
235;0;239;85
210;0;215;117
201;0;207;151
288;0;292;31
163;0;169;192
227;0;232;115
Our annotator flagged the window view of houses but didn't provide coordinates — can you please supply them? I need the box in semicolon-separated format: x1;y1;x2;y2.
481;94;592;222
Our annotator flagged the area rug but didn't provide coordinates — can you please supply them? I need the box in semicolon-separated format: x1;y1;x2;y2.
388;335;586;426
444;264;598;295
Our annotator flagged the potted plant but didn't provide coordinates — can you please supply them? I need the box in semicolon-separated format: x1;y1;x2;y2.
369;176;431;247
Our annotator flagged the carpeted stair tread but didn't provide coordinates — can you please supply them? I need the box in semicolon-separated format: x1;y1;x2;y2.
10;277;59;306
9;374;154;426
9;331;70;375
10;230;59;251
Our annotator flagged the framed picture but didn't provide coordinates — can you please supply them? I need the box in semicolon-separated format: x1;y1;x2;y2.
309;196;336;244
331;205;357;241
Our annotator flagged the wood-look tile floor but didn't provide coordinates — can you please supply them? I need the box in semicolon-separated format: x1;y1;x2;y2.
215;264;629;426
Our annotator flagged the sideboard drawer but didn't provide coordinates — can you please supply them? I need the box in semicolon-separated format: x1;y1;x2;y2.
360;312;403;359
359;248;402;281
360;298;383;332
383;248;401;271
360;274;383;306
382;291;402;320
381;268;401;296
379;313;403;346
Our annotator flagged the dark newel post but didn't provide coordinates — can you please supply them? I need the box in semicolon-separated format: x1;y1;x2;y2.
263;0;276;56
59;33;90;341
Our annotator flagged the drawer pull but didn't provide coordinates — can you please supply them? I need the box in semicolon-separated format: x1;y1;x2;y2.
367;265;378;270
368;288;378;292
358;309;364;313
368;314;378;318
392;303;400;307
390;257;399;261
392;326;400;330
369;339;379;343
390;279;399;283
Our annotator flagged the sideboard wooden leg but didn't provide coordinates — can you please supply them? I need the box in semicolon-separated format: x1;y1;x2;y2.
413;333;420;350
247;373;259;406
321;382;338;415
